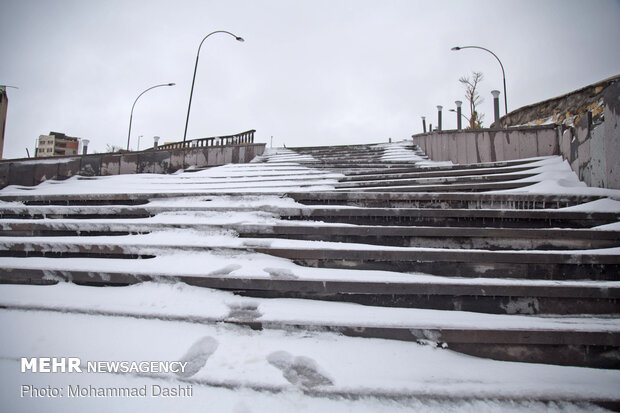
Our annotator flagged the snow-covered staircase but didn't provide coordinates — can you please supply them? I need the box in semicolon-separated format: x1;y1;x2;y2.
1;141;619;410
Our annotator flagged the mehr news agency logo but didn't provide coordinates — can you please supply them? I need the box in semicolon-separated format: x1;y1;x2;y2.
20;357;194;398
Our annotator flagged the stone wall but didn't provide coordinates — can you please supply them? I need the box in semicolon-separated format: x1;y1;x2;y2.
499;74;619;128
0;143;265;189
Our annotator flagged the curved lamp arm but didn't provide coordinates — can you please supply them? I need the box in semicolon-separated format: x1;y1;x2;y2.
127;82;175;151
451;45;507;115
183;30;244;142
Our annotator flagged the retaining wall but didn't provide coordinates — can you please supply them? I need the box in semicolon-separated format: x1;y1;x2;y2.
561;81;620;189
0;143;265;189
412;125;559;164
413;81;620;190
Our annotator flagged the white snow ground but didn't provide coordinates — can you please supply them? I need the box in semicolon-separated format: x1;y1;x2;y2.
1;142;619;412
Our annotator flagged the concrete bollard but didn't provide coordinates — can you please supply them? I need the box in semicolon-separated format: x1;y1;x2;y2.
437;106;443;131
82;139;89;155
422;116;427;133
153;136;160;149
491;90;501;128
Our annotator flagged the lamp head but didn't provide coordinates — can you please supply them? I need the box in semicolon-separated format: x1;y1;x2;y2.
236;36;245;42
167;83;176;86
451;46;461;51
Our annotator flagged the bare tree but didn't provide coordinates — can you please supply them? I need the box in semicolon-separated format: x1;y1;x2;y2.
459;71;485;129
105;144;123;153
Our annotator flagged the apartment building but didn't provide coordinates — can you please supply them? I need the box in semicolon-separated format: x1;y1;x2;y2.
36;132;79;157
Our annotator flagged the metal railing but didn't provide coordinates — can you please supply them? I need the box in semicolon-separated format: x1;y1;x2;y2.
157;130;256;150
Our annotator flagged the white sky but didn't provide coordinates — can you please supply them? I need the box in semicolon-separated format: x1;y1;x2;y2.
1;0;619;158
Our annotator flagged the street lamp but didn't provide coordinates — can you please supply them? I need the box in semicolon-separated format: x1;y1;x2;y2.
127;83;175;151
451;45;507;115
1;85;18;159
183;30;244;142
449;108;471;121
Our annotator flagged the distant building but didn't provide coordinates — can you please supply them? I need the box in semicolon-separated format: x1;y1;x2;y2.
36;132;80;157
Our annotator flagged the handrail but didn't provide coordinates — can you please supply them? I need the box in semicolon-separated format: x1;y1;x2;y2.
157;130;256;151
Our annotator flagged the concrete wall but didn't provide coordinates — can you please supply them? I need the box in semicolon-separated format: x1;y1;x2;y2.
0;143;265;189
559;81;620;189
412;125;559;164
413;81;620;190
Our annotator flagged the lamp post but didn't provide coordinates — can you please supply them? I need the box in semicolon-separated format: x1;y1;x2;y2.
451;45;507;115
82;139;90;155
1;85;18;160
491;90;501;127
183;30;244;142
455;100;463;130
127;83;175;151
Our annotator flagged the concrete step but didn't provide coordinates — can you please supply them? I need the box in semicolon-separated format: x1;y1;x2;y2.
1;241;618;280
339;165;539;181
337;181;535;192
256;247;620;281
1;203;615;228
299;162;427;169
5;267;618;315
2;221;619;251
0;191;605;210
241;225;620;250
1;205;615;228
1;271;618;369
335;172;538;189
301;158;541;172
280;207;619;228
287;191;604;209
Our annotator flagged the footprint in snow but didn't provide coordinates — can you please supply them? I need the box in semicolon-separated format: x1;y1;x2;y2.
207;264;242;277
264;267;299;280
242;240;272;248
226;302;262;321
175;336;219;378
267;350;333;389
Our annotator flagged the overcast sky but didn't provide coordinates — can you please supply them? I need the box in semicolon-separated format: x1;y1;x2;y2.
1;0;619;158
